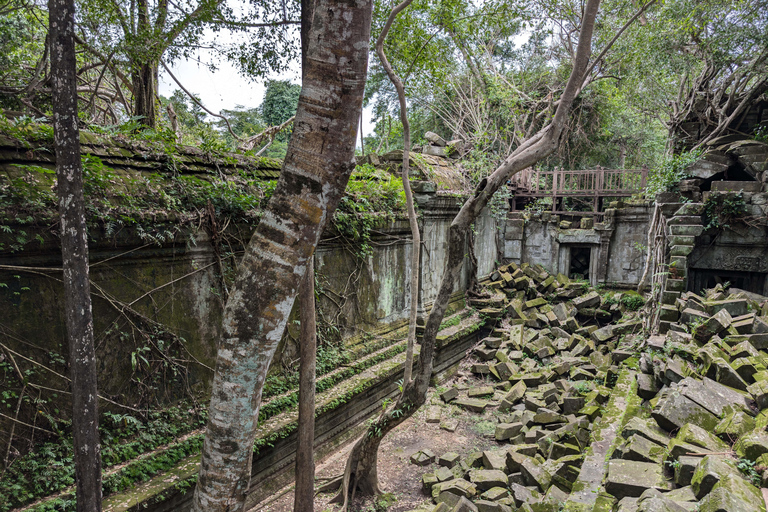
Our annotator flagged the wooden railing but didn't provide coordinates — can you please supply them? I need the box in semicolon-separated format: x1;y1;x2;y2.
508;166;648;215
509;167;648;197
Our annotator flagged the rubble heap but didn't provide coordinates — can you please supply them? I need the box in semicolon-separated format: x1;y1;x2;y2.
407;265;768;512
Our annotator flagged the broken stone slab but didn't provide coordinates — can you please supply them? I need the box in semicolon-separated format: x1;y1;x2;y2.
482;450;507;471
622;417;670;447
677;377;752;417
637;373;660;400
411;449;436;466
469;469;509;491
691;455;741;499
605;460;674;499
747;379;768;409
674;456;700;487
455;398;488;413
734;429;768;461
635;488;689;512
434;466;455;483
495;422;523;441
666;438;712;461
713;408;756;441
693;309;733;343
712;357;749;391
439;452;461;468
440;419;459;432
519;457;552;492
675;423;730;452
427;406;442;423
441;387;460;402
617;434;665;464
450;496;479;512
480;486;509;501
437;478;477;499
573;291;601;310
591;325;615;343
468;386;495;398
474;499;510;512
652;388;719;432
697;472;766;512
704;299;749;318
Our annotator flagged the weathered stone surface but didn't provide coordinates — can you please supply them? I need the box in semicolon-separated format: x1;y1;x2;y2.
469;469;509;491
674;456;700;487
714;409;756;440
619;434;665;463
427;406;442;423
605;460;674;499
519;457;552;492
468;386;495;398
435;466;455;482
439;452;461;468
495;422;523;441
441;387;460;402
637;373;660;400
622;417;670;447
697;473;766;512
679;377;751;417
439;478;477;498
455;398;488;413
675;423;730;452
480;486;509;501
748;379;768;409
734;429;768;461
411;449;436;465
652;389;719;431
573;291;601;310
691;455;740;499
693;309;732;343
636;488;689;512
482;450;507;471
450;496;479;512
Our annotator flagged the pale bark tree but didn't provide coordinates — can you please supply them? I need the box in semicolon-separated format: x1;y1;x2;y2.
49;0;102;509
332;0;604;506
375;0;419;384
191;0;373;510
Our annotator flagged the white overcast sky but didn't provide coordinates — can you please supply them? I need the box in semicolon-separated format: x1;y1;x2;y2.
158;45;376;145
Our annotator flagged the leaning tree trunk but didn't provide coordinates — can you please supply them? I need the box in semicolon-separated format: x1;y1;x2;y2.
333;0;602;507
191;1;373;511
294;259;317;512
375;0;419;385
132;61;158;128
49;0;102;509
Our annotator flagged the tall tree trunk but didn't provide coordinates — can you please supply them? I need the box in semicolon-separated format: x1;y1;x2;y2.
294;5;318;510
49;0;102;510
191;1;373;510
132;61;158;128
333;1;602;506
375;0;419;385
294;258;317;512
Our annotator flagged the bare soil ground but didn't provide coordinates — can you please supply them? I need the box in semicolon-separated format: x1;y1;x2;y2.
254;369;498;512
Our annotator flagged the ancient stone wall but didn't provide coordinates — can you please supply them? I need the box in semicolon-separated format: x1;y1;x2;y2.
502;204;652;288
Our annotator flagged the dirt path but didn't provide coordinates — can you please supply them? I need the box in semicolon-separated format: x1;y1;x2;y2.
255;370;498;512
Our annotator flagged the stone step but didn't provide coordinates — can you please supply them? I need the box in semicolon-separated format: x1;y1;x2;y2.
667;215;703;225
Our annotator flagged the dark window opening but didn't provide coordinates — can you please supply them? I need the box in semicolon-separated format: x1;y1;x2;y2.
570;247;591;281
689;268;766;295
701;161;758;191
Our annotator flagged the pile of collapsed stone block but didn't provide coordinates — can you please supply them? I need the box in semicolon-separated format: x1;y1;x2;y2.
406;265;768;512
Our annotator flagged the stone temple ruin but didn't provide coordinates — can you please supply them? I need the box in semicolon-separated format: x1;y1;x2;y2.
1;97;768;512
